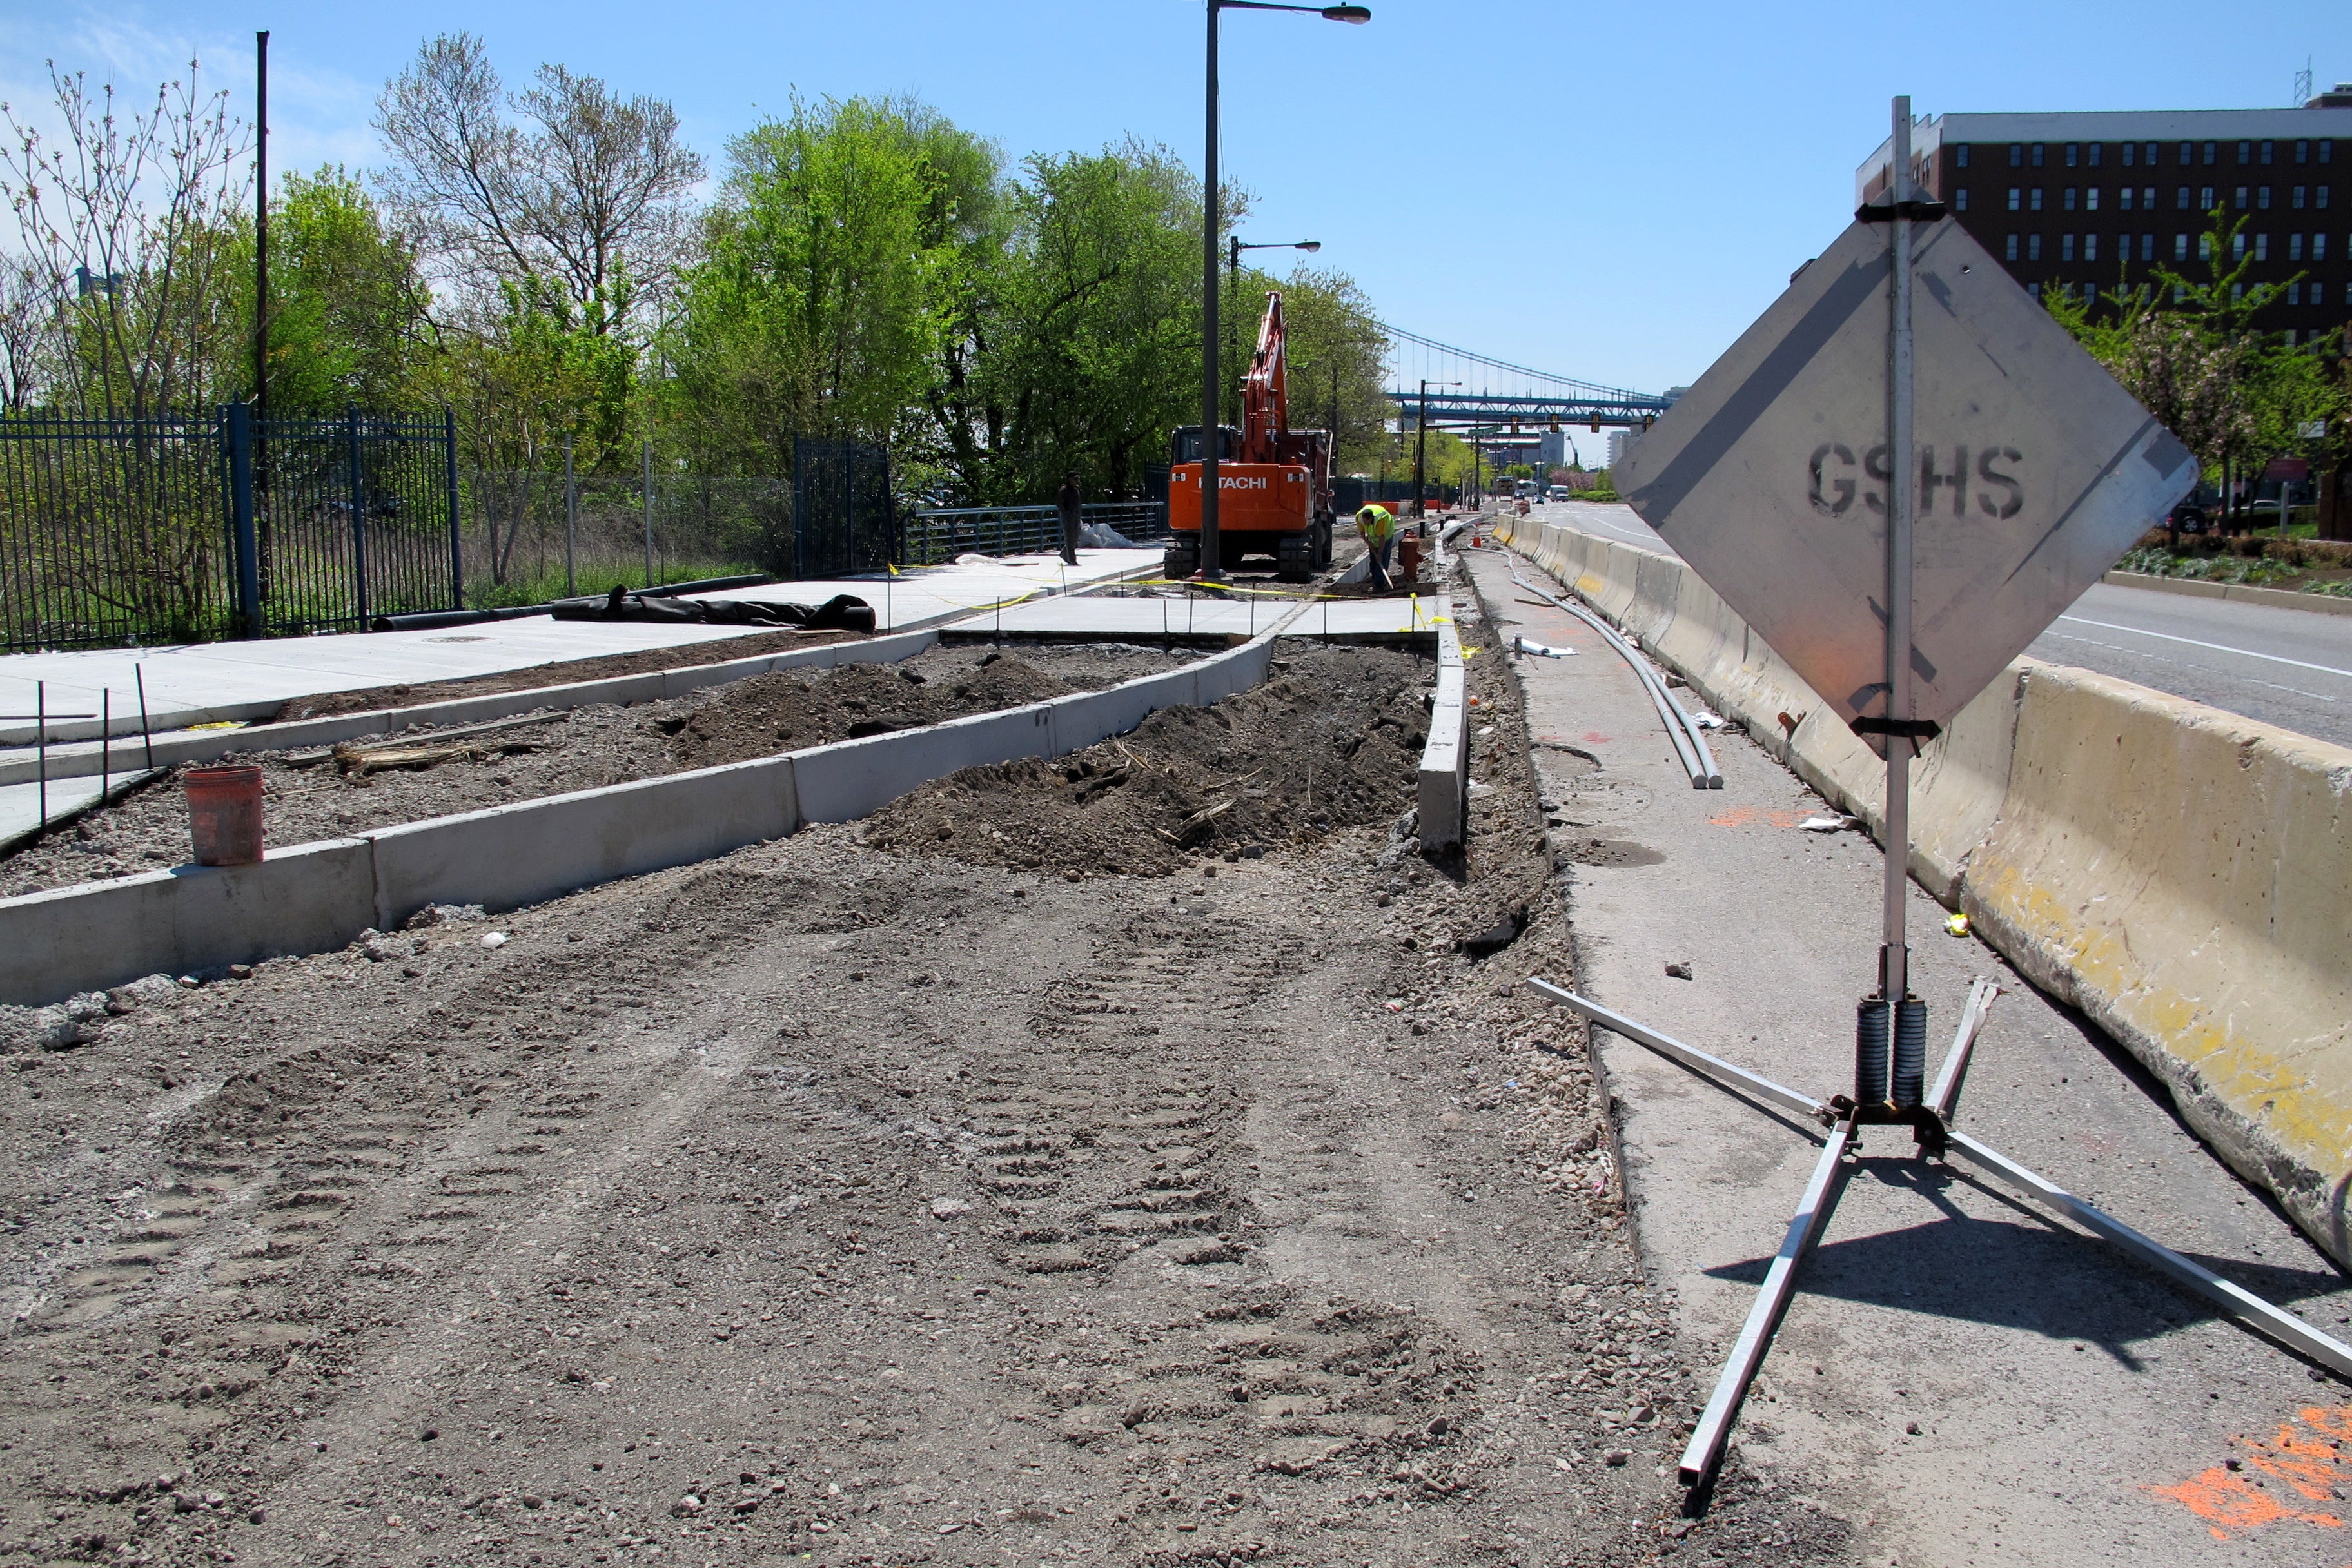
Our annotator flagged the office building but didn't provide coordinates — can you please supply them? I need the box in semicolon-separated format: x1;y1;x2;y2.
1856;92;2352;338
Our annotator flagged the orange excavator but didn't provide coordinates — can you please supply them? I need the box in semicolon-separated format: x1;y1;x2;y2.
1164;291;1336;583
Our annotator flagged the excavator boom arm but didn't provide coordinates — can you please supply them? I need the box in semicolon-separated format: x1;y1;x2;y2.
1239;292;1287;464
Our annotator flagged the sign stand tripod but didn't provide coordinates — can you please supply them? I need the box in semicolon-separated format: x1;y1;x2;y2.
1527;96;2352;1496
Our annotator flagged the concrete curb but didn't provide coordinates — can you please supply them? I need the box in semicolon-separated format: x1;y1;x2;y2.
2101;569;2352;617
1494;515;2352;1270
1418;596;1470;854
0;624;1297;1008
0;631;939;788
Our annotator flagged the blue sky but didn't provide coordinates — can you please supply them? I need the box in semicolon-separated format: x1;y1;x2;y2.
2;1;2341;393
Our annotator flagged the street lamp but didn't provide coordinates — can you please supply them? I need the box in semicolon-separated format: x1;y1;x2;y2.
1413;379;1460;524
1200;1;1368;582
1225;238;1321;424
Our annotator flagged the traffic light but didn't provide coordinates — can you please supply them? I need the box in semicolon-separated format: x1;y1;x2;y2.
1589;415;1600;433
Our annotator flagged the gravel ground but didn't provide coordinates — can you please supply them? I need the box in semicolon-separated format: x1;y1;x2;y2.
1;644;1197;899
0;595;1852;1566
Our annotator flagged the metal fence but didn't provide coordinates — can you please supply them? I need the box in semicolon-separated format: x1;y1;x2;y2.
0;406;459;651
901;502;1169;565
462;464;785;607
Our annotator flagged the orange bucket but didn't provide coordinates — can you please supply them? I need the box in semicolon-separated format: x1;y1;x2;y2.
186;765;264;867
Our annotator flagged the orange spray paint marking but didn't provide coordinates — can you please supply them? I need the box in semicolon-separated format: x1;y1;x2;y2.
1707;805;1814;829
2302;1406;2352;1442
2241;1427;2352;1502
2146;1467;2343;1540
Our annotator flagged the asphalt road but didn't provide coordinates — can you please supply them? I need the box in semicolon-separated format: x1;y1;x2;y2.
1533;501;2352;749
1465;542;2352;1568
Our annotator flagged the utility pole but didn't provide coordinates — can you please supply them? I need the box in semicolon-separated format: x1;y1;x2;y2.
253;30;269;416
1200;3;1223;581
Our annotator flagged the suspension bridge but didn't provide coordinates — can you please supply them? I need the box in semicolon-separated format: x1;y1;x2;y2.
1378;322;1676;438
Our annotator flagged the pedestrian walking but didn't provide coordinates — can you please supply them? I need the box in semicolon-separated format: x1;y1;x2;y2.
1057;471;1083;567
1356;503;1398;591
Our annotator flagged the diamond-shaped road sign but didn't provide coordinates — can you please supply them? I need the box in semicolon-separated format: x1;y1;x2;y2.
1614;217;2199;732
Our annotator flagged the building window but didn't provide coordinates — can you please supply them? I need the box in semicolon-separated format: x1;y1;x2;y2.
2084;282;2099;303
2066;142;2080;167
2141;233;2155;261
2061;233;2076;262
2120;186;2135;211
2320;186;2332;209
2005;233;2019;261
2028;234;2043;261
2200;185;2215;209
2174;282;2189;302
2289;281;2303;305
2089;142;2102;167
2203;141;2217;164
2231;233;2246;260
2285;328;2297;346
2238;141;2252;164
2030;188;2044;211
2295;186;2308;209
2258;186;2272;209
2200;233;2213;260
2174;233;2190;260
2028;282;2041;301
2032;143;2046;168
2291;233;2305;260
2122;142;2136;167
2298;139;2311;164
2317;234;2328;260
1954;187;1968;211
2064;188;2079;211
2008;187;2022;211
2084;233;2098;261
2322;141;2333;164
2260;140;2274;164
2177;186;2192;210
2180;141;2195;164
2146;141;2160;166
2091;187;2104;211
2231;282;2242;301
2344;282;2351;305
2235;186;2249;209
1955;144;1970;168
2253;233;2268;260
2010;143;2024;168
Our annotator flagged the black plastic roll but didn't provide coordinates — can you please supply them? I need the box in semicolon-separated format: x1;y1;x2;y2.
1855;996;1890;1106
1892;996;1928;1109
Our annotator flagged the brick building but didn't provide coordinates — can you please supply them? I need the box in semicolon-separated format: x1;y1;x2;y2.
1856;97;2352;342
1856;92;2352;536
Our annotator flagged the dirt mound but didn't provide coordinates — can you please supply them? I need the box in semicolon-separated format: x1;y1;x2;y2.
668;652;1073;767
861;643;1429;877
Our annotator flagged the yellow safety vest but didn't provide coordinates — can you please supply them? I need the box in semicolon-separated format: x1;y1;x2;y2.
1357;505;1396;545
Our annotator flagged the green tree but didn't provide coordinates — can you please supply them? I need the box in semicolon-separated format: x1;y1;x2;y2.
673;95;975;476
1266;263;1393;473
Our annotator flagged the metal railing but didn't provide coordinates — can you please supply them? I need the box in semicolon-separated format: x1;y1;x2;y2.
901;502;1168;565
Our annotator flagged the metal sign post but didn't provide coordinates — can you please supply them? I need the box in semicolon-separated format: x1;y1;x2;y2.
1544;94;2348;1498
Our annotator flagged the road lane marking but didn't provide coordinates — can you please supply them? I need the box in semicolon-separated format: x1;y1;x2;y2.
2034;631;2346;708
2055;615;2352;680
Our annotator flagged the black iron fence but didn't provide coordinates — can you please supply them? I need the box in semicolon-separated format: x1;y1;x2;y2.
2;409;1183;652
901;502;1168;565
0;406;460;651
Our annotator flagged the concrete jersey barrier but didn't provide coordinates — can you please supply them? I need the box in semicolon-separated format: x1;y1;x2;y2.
1491;514;2352;1270
0;626;1299;1008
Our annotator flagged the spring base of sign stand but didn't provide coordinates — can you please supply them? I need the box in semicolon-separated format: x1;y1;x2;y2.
1524;976;2352;1496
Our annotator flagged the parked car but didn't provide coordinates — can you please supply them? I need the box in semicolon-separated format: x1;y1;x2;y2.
2166;495;2211;534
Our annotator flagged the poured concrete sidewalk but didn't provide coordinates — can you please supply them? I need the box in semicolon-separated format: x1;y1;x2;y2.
1;551;1142;747
946;591;1451;642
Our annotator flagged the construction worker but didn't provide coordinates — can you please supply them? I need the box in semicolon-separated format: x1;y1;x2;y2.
1056;471;1083;567
1356;503;1397;591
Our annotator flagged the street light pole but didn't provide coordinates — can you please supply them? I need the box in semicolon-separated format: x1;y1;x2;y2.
1199;3;1367;582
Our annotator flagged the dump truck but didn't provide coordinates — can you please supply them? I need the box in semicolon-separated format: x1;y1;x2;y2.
1164;291;1335;582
